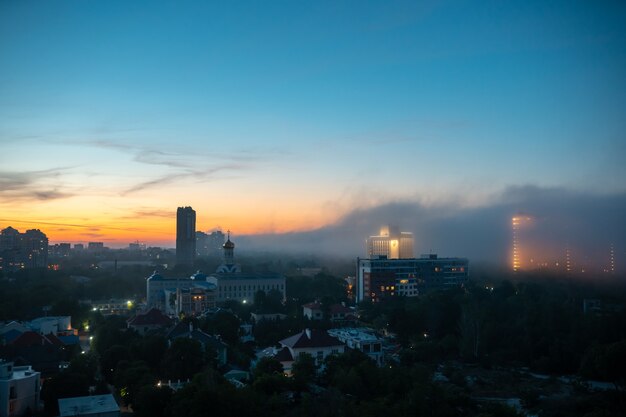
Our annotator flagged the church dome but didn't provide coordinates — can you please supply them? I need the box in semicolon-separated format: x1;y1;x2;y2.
223;239;235;249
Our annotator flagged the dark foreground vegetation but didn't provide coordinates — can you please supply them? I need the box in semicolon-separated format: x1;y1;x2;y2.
1;264;625;416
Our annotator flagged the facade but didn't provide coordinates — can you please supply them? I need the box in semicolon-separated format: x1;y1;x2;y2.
176;206;196;266
207;235;286;304
366;225;414;259
328;328;384;366
58;394;120;417
146;271;217;315
279;329;345;370
0;360;40;417
0;227;48;271
356;254;469;302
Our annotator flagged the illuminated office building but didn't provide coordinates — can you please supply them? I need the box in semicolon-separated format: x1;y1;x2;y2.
366;226;414;259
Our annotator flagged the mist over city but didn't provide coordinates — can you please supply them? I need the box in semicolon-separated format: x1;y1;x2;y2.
1;1;625;417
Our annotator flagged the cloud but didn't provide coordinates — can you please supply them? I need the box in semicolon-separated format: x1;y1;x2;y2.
237;185;626;268
0;168;76;203
121;163;248;195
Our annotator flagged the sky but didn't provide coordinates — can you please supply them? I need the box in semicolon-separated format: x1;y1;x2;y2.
0;1;624;262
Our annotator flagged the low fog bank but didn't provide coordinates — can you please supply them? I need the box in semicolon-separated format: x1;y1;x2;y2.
237;186;625;268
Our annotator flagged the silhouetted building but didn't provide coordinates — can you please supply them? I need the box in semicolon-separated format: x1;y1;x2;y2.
196;230;225;257
176;206;196;266
0;227;48;270
356;254;469;302
50;243;71;258
87;242;105;252
367;225;414;259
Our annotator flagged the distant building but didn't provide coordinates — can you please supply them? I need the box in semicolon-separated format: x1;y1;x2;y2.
128;242;146;251
0;360;41;417
207;234;286;304
58;394;120;417
49;243;71;258
356;254;469;302
73;244;84;251
87;242;104;252
196;230;225;256
176;206;196;266
366;225;414;259
0;227;48;270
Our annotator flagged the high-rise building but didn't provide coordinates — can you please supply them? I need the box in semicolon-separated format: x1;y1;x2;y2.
511;215;532;271
196;230;226;257
366;225;414;259
0;227;48;270
176;206;196;266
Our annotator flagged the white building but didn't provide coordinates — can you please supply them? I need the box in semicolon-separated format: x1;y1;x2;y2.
207;235;286;304
58;394;120;417
273;329;345;374
28;316;73;336
0;360;40;417
328;328;384;366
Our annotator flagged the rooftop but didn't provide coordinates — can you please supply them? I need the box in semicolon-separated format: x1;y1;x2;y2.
58;394;120;417
280;329;343;349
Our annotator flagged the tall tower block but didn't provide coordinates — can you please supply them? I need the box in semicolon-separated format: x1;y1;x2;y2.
176;206;196;266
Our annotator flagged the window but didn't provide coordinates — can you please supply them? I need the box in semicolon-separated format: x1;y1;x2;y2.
9;386;16;399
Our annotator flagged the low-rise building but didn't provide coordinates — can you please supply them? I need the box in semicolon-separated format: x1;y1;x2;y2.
302;302;356;323
260;329;345;374
127;309;173;335
0;360;40;417
328;328;384;366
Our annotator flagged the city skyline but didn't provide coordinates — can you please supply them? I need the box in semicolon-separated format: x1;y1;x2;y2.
1;1;625;263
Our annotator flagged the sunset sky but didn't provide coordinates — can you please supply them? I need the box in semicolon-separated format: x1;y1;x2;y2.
1;1;625;249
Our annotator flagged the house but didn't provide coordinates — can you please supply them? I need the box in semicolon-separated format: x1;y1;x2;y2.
0;332;66;376
127;309;173;335
167;322;228;366
58;394;120;417
302;302;356;323
302;302;324;320
0;359;41;417
258;329;345;375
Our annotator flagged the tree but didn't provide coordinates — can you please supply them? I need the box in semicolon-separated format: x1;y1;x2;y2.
291;353;317;391
253;357;284;379
133;385;173;417
161;338;205;381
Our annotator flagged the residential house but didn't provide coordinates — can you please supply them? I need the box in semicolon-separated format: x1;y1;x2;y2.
127;309;173;335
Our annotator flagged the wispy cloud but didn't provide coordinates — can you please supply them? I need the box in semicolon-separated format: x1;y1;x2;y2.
121;163;249;195
0;168;76;203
